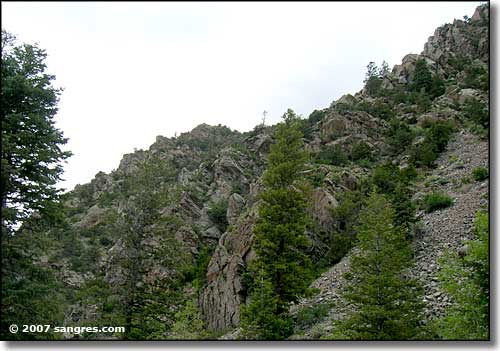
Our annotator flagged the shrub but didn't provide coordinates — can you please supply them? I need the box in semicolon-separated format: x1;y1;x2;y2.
462;98;489;128
386;119;415;153
411;121;455;168
423;192;454;213
472;167;488;181
463;63;488;91
316;144;348;166
207;199;228;232
294;303;330;330
308;109;327;124
372;162;401;194
356;100;395;120
351;141;373;163
410;142;438;168
427;121;455;153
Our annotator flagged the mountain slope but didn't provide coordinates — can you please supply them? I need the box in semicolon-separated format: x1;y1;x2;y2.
1;4;489;340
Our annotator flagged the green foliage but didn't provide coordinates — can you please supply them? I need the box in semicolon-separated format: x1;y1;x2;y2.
332;193;424;340
432;211;489;339
472;166;488;181
423;192;454;213
1;30;72;229
356;100;395;120
350;141;373;164
316;144;348;166
462;98;489;128
372;162;401;194
427;120;455;153
327;189;367;265
448;54;470;73
385;119;415;153
169;299;209;339
411;121;455;168
182;245;212;293
242;109;313;339
240;272;294;340
308;109;327;124
411;141;438;168
207;199;228;232
371;162;417;236
411;59;433;94
1;226;67;340
364;62;383;97
294;303;331;331
463;63;488;91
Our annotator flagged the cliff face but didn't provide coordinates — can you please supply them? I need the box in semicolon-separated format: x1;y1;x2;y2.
4;4;488;339
200;4;489;332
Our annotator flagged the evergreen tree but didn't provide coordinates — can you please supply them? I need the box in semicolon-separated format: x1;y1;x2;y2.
411;58;433;93
241;109;312;339
333;192;424;340
432;211;489;339
364;62;382;97
1;30;72;229
118;158;191;339
240;271;292;340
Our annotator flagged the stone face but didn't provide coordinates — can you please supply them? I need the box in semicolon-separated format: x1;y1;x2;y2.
74;205;108;229
227;193;246;226
200;208;258;331
311;188;338;227
422;5;488;68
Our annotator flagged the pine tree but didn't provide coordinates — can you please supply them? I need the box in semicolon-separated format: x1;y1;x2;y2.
1;30;72;230
241;109;312;339
333;192;424;340
411;58;433;93
240;271;292;339
118;157;191;339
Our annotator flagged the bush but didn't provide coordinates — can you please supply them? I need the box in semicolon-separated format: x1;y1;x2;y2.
308;109;327;124
386;119;415;153
423;192;454;213
207;199;228;232
462;98;489;128
372;162;401;194
411;121;455;168
356;100;395;120
351;141;373;163
463;64;488;91
294;303;330;330
410;142;438;168
427;120;455;153
472;167;488;181
316;144;348;166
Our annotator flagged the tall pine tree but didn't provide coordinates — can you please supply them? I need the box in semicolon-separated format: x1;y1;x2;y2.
241;109;312;339
1;30;72;229
333;192;424;340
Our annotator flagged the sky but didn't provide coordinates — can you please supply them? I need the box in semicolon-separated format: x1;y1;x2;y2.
1;1;484;192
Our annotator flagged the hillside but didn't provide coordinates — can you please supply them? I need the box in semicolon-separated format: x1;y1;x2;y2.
1;4;489;341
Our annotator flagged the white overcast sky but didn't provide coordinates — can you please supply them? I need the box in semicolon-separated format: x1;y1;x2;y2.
1;1;484;192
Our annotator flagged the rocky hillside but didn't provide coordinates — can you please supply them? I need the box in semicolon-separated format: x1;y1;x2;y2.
2;4;488;340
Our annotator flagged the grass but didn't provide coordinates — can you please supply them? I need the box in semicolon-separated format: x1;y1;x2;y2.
423;192;454;213
472;167;488;182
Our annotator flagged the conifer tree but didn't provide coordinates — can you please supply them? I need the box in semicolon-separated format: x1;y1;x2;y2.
241;109;312;339
333;192;424;340
1;30;72;229
411;58;433;93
